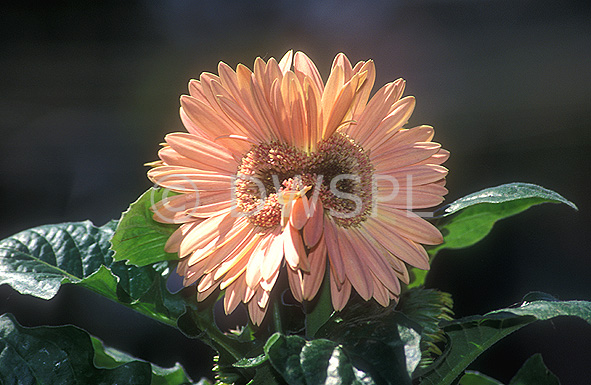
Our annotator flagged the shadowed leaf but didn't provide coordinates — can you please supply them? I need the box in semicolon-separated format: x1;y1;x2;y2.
415;294;591;385
264;333;378;385
0;313;152;384
508;354;559;385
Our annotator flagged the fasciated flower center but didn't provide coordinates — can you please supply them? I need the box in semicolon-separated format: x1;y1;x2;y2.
235;132;374;228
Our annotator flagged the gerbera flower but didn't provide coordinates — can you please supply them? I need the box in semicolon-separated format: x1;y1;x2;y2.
147;51;449;325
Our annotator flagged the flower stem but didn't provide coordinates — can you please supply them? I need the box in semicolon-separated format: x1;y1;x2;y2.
305;266;334;338
272;300;283;334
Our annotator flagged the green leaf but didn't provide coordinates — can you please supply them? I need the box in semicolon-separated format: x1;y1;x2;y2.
0;313;152;384
443;182;577;216
409;183;578;288
0;220;117;300
177;300;265;385
91;336;195;385
247;362;284;385
177;303;252;362
459;371;504;385
264;333;306;385
508;354;559;385
0;220;190;327
407;269;428;290
264;332;377;385
233;354;268;369
111;188;180;266
431;182;577;255
397;288;454;367
415;295;591;385
316;303;422;384
195;379;214;385
305;266;334;338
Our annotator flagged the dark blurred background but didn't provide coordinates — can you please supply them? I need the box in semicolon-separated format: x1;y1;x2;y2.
1;0;590;383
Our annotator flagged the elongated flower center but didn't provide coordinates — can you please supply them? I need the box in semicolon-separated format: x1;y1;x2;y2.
235;132;374;228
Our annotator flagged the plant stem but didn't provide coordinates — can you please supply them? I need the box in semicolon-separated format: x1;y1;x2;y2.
305;266;333;339
122;298;246;361
272;300;283;334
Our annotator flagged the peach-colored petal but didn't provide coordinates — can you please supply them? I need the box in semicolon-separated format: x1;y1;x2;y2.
194;221;254;271
260;266;280;292
257;290;271;309
376;205;443;245
302;198;324;248
215;94;268;143
197;270;220;293
270;77;292;145
330;271;351;311
261;227;285;281
332;53;353;81
151;192;203;224
302;236;327;300
223;276;246;314
208;229;259;277
180;106;209;138
179;212;238;258
244;232;274;288
378;185;447;209
217;61;241;100
163;225;185;253
322;74;359;139
345;78;405;141
363;218;430;270
180;95;234;139
324;220;346;284
219;256;249;290
248;291;268;325
250;74;283;142
294;51;324;93
235;64;278;141
212;134;257;158
185;200;234;218
147;166;233;193
287;266;303;303
387;125;436;147
302;79;321;151
371;274;391;307
162;133;237;173
182;260;208;286
289;195;310;230
357;96;415;149
350;60;376;119
372;142;441;170
347;228;401;295
278;50;294;74
321;65;345;133
417;148;450;166
384;164;449;187
283;223;310;272
335;227;373;301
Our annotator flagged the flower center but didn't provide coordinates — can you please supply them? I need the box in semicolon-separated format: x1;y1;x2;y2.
234;133;374;228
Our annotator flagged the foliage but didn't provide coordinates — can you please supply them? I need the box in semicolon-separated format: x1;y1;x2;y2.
0;313;194;385
111;188;180;266
409;182;577;288
0;183;587;384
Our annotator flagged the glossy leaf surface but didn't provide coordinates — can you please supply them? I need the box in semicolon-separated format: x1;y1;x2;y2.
111;188;179;266
416;295;591;385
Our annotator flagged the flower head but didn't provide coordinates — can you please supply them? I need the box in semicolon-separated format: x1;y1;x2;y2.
148;51;449;325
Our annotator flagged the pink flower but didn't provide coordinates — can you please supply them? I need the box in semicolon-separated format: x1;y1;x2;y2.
148;51;449;325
